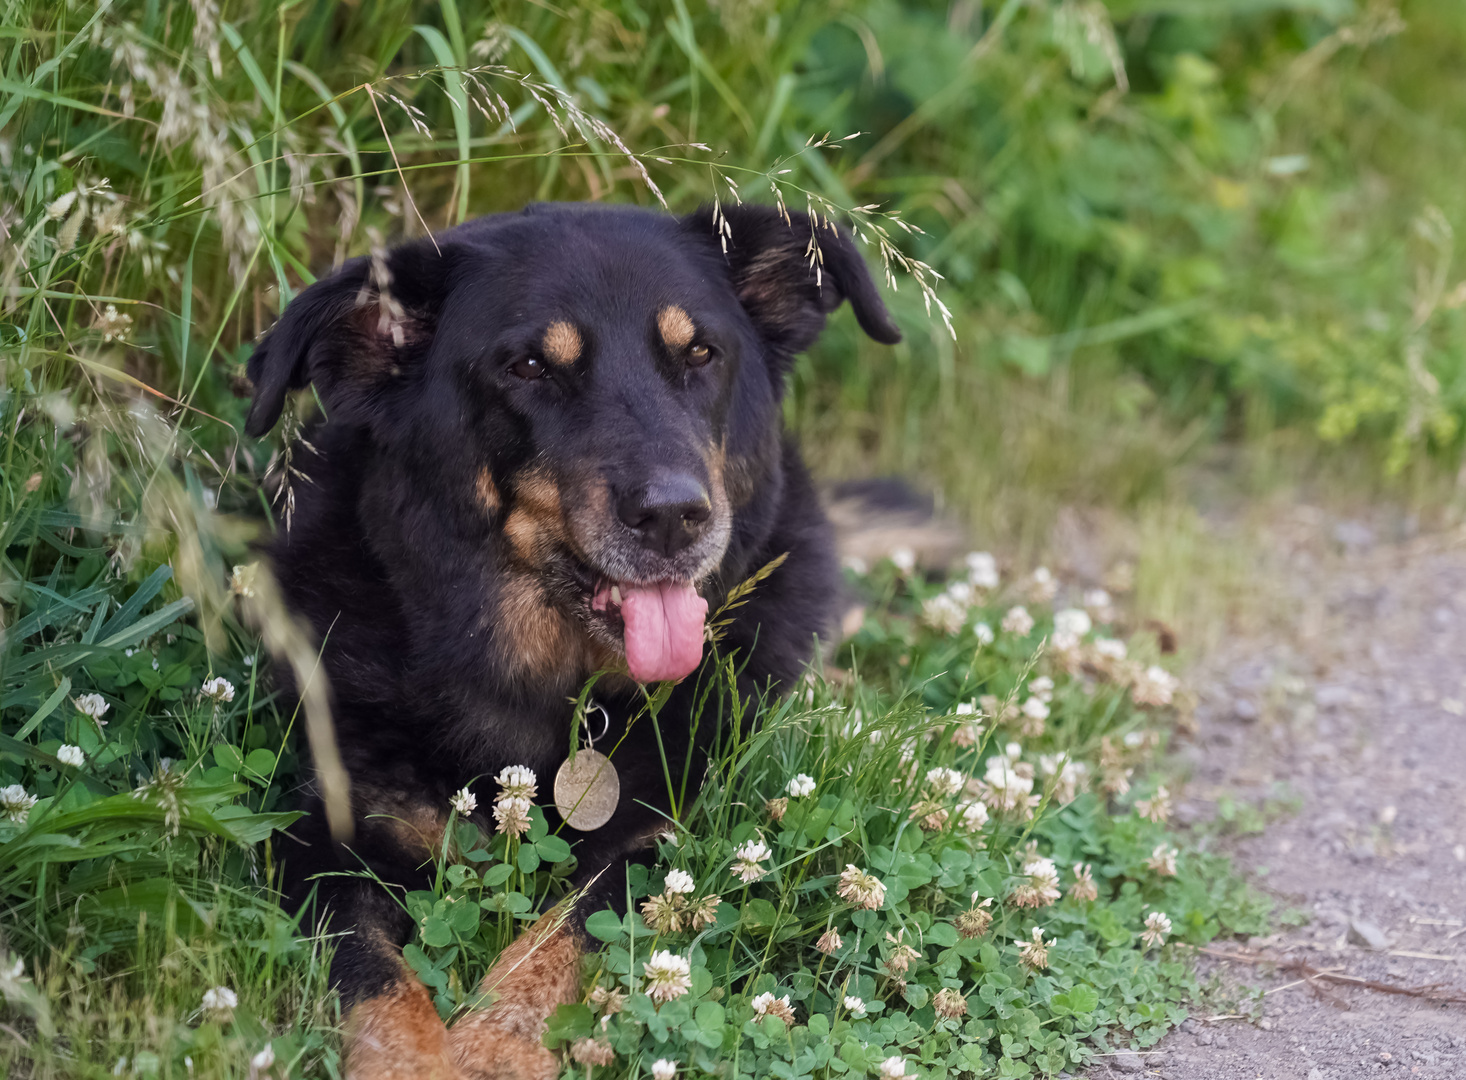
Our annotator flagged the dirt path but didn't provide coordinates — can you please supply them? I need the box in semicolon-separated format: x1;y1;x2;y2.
1108;514;1466;1078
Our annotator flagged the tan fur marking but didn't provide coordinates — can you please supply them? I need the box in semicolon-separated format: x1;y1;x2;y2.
448;911;584;1080
657;304;696;349
497;574;575;678
358;785;449;863
346;972;465;1080
542;321;582;365
476;468;501;514
503;470;565;566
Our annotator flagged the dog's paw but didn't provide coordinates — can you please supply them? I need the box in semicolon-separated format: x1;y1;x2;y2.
447;1011;560;1080
344;978;467;1080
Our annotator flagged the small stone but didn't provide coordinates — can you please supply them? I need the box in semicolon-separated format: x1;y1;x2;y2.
1232;698;1260;723
1348;917;1391;950
1334;520;1375;551
1196;1029;1214;1046
1378;1051;1392;1063
1111;1050;1145;1073
1213;1034;1229;1049
1308;1070;1324;1080
1258;1018;1272;1031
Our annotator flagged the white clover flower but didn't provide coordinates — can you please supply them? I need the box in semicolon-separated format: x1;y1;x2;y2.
879;1056;907;1079
965;551;1000;590
958;800;989;830
1123;731;1145;749
1028;566;1057;602
495;764;537;800
1093;637;1127;661
750;991;780;1016
732;838;771;883
836;864;887;910
1021;697;1050;723
1018;926;1054;970
1001;605;1035;636
889;547;916;575
955;701;976;716
1029;676;1054;703
842;554;869;576
0;784;38;825
843;995;866;1017
1053;608;1092;639
1011;856;1061;908
1005;741;1023;761
450;786;477;815
786;773;816;798
643;951;692;1003
663;869;695;895
979;755;1038;815
651;1060;677;1080
973;621;995;646
1133;665;1179;707
945;579;974;607
922;591;968;634
201;676;235;704
75;693;110;722
250;1044;275;1071
492;795;531;837
1141;910;1173;949
56;744;85;768
200;985;238;1016
1135;785;1171;823
1147;843;1178;877
925;767;964;797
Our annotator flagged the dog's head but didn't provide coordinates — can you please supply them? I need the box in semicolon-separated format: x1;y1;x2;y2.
246;203;899;685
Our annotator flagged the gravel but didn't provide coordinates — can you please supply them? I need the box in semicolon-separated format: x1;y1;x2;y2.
1085;510;1466;1079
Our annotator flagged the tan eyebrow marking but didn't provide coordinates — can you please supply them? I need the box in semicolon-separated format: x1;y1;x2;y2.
542;321;582;365
657;305;696;350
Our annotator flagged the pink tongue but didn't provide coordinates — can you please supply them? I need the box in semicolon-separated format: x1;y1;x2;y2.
618;582;708;683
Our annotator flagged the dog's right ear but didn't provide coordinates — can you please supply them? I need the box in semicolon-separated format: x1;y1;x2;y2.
244;240;455;438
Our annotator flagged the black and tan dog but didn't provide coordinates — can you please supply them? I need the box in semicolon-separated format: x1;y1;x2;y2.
245;202;900;1078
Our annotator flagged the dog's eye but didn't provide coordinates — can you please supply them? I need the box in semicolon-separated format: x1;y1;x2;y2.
686;343;713;368
510;356;546;380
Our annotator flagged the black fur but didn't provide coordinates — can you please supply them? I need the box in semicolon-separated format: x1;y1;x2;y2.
250;202;900;1007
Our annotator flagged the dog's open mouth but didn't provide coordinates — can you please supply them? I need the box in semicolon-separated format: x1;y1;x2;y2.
589;579;708;683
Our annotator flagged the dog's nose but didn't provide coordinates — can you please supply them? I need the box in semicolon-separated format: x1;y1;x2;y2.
617;472;712;557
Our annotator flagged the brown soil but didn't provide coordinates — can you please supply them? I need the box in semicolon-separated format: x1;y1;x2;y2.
1094;512;1466;1078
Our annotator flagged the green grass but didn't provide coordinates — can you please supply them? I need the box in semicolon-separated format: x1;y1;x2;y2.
5;0;1465;1075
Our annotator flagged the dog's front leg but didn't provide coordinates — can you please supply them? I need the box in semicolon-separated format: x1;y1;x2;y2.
446;908;586;1080
345;967;467;1080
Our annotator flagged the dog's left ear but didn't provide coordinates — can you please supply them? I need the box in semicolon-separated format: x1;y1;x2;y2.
244;239;456;438
682;203;901;362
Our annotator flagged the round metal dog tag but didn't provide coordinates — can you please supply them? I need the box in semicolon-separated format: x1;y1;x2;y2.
554;749;620;831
